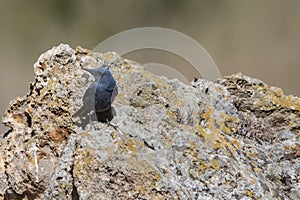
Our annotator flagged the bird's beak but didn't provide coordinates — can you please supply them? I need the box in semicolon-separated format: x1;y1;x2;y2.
82;68;96;77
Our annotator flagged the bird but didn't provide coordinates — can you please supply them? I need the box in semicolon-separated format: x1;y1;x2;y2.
73;66;118;128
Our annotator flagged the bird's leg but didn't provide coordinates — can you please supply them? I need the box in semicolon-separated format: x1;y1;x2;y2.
106;119;117;129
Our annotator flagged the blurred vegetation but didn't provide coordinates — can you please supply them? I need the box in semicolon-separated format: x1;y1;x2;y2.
1;0;300;132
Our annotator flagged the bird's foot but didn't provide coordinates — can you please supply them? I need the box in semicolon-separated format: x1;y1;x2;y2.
107;121;124;135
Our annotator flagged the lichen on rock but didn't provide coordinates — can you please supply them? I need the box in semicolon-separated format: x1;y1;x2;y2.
0;44;299;199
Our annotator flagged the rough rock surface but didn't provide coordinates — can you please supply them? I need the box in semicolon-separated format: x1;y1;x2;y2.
1;44;299;200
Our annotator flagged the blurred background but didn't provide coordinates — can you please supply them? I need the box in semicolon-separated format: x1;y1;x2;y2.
1;0;300;133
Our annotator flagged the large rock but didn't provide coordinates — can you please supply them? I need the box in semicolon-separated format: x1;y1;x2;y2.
1;44;299;200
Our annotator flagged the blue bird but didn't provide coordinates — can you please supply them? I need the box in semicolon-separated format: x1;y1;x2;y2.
73;66;118;127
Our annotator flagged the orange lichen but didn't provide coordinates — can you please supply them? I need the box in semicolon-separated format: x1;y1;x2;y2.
49;127;69;143
13;114;25;124
161;132;172;147
125;139;138;153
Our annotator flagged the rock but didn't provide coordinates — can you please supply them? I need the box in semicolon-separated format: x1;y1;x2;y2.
1;44;299;199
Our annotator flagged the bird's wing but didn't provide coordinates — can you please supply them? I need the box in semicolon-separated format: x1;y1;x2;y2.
83;82;97;106
102;70;117;92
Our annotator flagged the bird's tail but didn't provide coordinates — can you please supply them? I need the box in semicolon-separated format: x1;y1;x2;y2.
96;106;116;123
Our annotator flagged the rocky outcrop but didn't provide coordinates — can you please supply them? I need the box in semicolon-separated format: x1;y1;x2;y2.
1;44;299;199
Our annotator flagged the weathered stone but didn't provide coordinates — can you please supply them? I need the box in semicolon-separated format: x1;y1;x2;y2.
1;44;299;199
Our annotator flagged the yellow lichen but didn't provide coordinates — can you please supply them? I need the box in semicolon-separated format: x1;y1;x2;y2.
231;138;241;149
213;141;225;150
197;161;210;174
205;125;219;148
135;185;146;194
202;108;214;122
218;134;236;153
245;189;256;199
111;131;119;139
166;110;177;120
211;159;220;170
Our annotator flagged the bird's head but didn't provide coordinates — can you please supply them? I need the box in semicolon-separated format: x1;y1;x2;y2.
82;66;107;79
